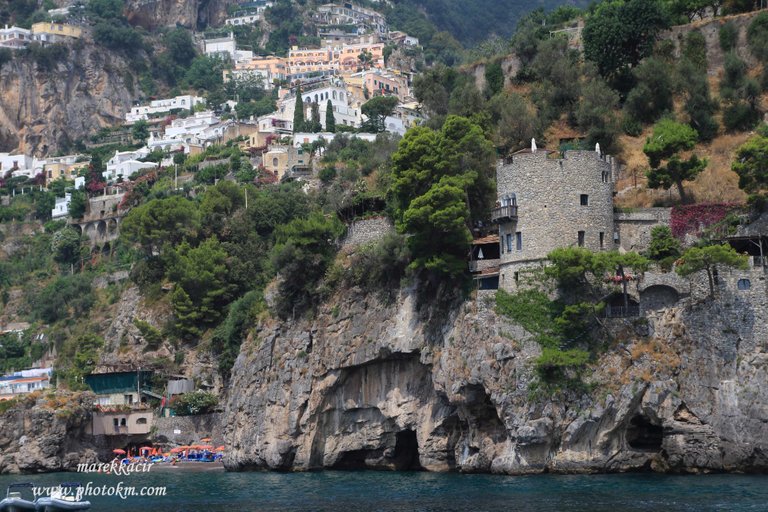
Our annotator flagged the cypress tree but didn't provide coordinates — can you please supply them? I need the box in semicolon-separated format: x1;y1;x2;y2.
311;102;322;132
325;99;336;132
293;85;305;133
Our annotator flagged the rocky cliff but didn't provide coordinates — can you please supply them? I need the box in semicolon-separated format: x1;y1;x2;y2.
0;42;136;156
0;392;99;474
222;282;768;474
125;0;231;31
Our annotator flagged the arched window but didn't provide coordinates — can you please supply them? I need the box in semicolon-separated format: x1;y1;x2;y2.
333;90;337;100
120;418;127;427
272;157;279;167
136;417;148;425
738;279;751;290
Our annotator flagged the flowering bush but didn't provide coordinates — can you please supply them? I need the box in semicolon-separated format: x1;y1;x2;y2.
603;274;635;284
670;203;738;239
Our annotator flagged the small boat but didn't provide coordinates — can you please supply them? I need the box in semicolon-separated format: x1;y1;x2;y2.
0;483;37;512
33;484;90;512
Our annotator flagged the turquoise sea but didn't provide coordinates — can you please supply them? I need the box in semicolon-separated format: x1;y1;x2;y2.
1;470;767;511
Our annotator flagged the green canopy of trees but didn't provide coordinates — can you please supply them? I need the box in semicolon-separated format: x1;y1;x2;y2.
676;244;748;297
361;95;399;133
390;116;495;281
732;131;768;194
644;119;707;202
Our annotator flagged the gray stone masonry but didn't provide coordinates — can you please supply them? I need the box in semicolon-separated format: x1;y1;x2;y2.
341;216;394;249
496;150;615;292
615;208;672;253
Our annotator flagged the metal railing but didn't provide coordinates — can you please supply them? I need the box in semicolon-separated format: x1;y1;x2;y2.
605;304;640;318
491;205;518;223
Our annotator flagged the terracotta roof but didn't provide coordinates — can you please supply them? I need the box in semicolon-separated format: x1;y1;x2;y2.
4;377;48;384
472;234;499;245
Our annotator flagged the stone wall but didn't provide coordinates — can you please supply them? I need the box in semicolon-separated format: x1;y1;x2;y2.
496;150;615;291
152;413;224;446
341;216;393;249
615;208;671;253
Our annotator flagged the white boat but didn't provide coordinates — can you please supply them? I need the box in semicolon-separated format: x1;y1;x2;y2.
33;484;90;512
0;483;37;512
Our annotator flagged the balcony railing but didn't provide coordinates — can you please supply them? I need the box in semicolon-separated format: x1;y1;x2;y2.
605;304;640;318
491;205;518;224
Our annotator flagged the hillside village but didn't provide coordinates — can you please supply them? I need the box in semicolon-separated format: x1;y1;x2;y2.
1;0;768;476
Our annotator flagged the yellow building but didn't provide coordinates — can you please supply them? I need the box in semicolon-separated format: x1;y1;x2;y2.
44;161;89;186
263;144;307;180
31;22;82;41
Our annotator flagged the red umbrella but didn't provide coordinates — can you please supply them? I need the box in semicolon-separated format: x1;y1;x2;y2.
112;449;126;454
215;446;225;451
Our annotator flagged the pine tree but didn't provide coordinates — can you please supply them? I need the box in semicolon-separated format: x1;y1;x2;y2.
293;85;305;133
325;99;336;132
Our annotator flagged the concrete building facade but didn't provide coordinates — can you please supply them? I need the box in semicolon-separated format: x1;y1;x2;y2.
495;148;617;291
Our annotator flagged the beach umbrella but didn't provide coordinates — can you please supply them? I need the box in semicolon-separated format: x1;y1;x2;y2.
199;445;214;450
200;437;212;442
169;447;184;453
112;449;126;454
215;446;225;451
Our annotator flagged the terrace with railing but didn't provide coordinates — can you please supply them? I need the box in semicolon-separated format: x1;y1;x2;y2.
491;205;518;224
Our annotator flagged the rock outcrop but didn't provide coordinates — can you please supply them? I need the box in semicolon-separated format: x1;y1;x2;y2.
0;42;135;156
0;393;99;474
223;283;768;474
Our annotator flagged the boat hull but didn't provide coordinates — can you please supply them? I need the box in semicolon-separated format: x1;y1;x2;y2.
0;497;37;512
33;499;91;512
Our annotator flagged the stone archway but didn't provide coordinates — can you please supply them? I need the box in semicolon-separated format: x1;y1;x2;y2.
640;285;680;312
97;220;107;240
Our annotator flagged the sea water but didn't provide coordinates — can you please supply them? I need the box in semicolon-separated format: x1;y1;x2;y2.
1;470;767;511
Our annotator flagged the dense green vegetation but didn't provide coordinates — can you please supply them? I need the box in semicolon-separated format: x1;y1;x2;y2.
496;247;649;394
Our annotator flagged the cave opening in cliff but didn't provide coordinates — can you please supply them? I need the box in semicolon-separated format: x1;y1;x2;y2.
626;414;663;451
393;429;423;471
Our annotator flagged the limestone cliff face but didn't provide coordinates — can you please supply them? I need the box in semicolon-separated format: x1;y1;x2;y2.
0;393;99;474
223;285;768;474
0;43;135;156
125;0;232;30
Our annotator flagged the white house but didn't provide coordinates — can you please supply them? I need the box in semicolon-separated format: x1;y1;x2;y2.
103;160;157;182
278;81;362;131
104;147;154;181
0;25;32;49
292;132;378;147
164;111;220;140
126;95;206;123
51;193;71;219
0;153;34;177
0;375;50;399
225;13;262;26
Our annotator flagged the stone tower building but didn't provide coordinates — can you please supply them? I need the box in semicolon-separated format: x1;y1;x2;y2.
494;147;617;291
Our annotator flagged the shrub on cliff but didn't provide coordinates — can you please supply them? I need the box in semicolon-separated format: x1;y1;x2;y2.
171;390;219;415
270;212;345;319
